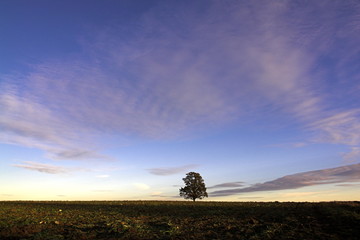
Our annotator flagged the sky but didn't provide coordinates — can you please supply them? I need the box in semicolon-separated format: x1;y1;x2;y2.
1;0;360;202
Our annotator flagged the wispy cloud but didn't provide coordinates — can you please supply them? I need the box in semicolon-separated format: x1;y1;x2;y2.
208;182;244;189
310;110;360;146
12;161;72;174
48;149;113;161
1;1;359;162
0;90;111;162
147;164;198;176
343;147;360;163
211;163;360;197
336;183;360;187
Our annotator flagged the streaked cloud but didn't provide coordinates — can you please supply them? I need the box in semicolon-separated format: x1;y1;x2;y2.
49;149;112;161
208;182;244;189
336;183;360;187
211;163;360;197
343;147;360;163
147;164;198;176
12;161;72;174
310;110;360;145
0;90;111;162
0;0;359;164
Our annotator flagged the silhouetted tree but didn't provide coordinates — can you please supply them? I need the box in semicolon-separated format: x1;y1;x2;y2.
179;172;208;201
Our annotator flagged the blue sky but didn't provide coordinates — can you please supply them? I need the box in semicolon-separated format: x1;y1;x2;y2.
1;0;360;201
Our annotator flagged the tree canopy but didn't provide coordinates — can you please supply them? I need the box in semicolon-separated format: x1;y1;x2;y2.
179;172;208;201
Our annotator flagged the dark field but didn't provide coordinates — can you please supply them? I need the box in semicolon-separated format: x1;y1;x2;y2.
0;201;359;240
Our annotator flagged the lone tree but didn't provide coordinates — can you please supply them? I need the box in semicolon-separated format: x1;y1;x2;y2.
179;172;208;201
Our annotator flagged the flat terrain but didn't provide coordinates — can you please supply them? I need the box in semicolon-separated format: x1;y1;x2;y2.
0;201;359;239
